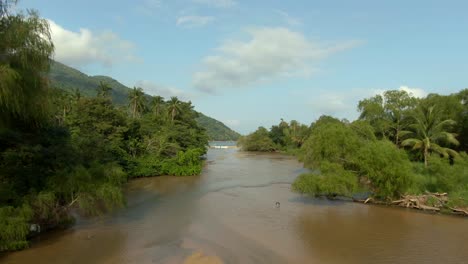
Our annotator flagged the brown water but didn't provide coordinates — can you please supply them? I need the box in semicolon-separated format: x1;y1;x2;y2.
2;149;467;264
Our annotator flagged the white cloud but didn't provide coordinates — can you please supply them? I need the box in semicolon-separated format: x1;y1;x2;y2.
308;86;428;120
48;20;139;67
193;27;361;93
176;15;215;28
374;86;427;98
135;80;193;101
275;10;302;26
398;85;426;98
308;89;370;119
192;0;237;8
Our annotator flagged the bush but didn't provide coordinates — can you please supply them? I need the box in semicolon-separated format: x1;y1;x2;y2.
238;127;277;152
161;148;204;176
130;148;204;177
293;162;359;197
300;120;362;168
354;140;413;199
447;188;468;208
0;205;33;251
129;155;163;178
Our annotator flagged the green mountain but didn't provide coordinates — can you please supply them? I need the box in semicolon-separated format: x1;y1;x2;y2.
49;61;131;104
196;113;240;141
48;61;240;141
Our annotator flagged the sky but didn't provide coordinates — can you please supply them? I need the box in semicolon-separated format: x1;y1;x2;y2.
18;0;468;134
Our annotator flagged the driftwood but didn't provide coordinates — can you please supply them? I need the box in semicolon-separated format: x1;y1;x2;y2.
450;207;468;216
352;192;467;216
392;193;448;211
356;192;459;213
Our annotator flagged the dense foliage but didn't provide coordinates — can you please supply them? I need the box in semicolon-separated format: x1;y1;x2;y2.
0;2;208;251
238;119;309;153
239;89;468;208
237;127;277;151
49;61;240;140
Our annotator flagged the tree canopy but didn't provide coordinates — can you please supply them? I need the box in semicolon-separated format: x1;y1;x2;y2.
0;1;209;251
240;89;467;207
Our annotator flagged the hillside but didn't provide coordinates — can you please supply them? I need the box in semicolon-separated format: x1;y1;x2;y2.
49;61;131;104
196;113;241;141
48;61;240;141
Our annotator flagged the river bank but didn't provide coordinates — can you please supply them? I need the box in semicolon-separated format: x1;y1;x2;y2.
2;149;468;264
353;192;468;216
254;150;468;217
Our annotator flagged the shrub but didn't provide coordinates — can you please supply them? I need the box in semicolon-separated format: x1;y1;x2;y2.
293;162;359;197
0;205;33;251
354;140;413;199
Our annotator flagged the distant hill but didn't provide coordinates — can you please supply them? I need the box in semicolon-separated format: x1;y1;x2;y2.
48;61;240;141
196;113;240;141
49;61;131;104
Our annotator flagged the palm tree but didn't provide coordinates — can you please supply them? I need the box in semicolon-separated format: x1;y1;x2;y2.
0;7;53;127
128;87;146;118
289;120;299;143
73;88;82;102
167;96;181;123
97;81;112;98
401;105;459;167
150;95;165;116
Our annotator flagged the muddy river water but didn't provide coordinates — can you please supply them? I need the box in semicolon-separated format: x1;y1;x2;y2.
2;149;467;264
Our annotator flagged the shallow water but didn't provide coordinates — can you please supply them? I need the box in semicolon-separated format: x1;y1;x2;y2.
2;149;467;264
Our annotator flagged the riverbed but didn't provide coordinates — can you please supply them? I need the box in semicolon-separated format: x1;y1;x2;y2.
2;148;467;264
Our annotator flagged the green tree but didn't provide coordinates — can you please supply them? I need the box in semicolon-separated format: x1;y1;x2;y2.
357;94;387;137
128;86;146;118
238;127;277;152
401;105;459;167
355;140;413;198
383;90;417;145
358;90;416;145
300;116;363;169
269;119;289;147
96;81;112;98
167;96;181;122
150;95;165;117
0;6;53;127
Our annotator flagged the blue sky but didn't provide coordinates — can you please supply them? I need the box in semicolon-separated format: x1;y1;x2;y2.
19;0;468;134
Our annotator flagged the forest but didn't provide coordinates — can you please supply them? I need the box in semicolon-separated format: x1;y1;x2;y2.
49;61;240;141
0;2;207;251
239;89;468;214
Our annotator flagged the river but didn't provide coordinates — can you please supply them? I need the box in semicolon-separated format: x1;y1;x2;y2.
2;148;467;264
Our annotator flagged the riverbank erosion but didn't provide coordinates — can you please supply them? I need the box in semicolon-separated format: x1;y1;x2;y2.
2;149;468;264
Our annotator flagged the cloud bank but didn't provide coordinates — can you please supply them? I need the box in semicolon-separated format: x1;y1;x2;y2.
48;20;139;67
135;80;193;101
193;27;361;93
308;86;428;119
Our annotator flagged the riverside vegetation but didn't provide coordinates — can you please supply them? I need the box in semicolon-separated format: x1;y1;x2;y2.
0;1;209;251
238;89;468;215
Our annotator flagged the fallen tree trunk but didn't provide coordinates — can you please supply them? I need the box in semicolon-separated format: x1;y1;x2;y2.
352;192;466;216
389;193;447;211
356;192;453;212
450;207;468;216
